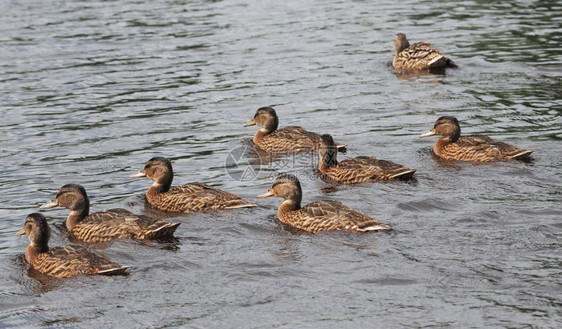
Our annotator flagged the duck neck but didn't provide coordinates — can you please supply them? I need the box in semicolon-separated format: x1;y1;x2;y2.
66;202;89;231
318;147;338;173
277;199;301;223
434;137;453;156
396;39;410;55
253;128;271;144
147;169;173;198
253;115;278;143
147;181;171;202
25;243;48;264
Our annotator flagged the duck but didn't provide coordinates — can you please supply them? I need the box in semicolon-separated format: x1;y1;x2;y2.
257;174;391;233
130;157;257;213
392;33;457;71
318;134;416;184
419;116;534;162
243;106;347;154
40;184;180;243
17;213;129;278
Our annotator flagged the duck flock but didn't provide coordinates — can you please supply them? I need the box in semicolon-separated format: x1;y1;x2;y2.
17;34;533;279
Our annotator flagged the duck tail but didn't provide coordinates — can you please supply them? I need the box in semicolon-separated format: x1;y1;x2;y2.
391;169;417;181
446;58;458;68
428;55;447;69
98;266;130;276
361;224;392;232
511;149;534;161
225;203;258;209
335;143;347;153
145;222;181;239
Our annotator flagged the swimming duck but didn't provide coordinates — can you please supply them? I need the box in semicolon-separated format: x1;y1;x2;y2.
419;116;534;162
257;174;391;233
243;106;347;154
17;213;129;278
393;33;457;71
318;134;416;184
130;157;257;213
40;184;180;243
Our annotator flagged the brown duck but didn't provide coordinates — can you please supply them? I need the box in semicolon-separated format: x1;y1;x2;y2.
243;106;347;154
393;33;456;71
40;184;180;243
257;174;391;233
318;134;416;184
130;157;256;213
420;116;534;162
17;213;129;278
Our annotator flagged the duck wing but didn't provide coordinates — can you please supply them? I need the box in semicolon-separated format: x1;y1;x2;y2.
451;135;533;161
261;126;346;153
295;200;391;233
157;183;255;213
394;41;455;70
260;126;319;152
33;246;129;277
328;157;415;183
72;209;180;242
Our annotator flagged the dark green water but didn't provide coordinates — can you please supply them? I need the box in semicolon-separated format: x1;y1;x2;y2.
1;0;561;327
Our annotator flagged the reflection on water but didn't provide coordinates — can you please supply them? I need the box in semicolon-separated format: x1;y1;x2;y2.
1;0;561;327
23;269;64;295
14;255;63;294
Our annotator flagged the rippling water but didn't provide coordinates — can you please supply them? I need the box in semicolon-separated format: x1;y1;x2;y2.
1;0;561;327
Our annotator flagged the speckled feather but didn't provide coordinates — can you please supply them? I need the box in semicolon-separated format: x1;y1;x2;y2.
261;174;391;234
43;184;180;243
320;156;416;184
318;134;415;184
71;209;180;242
246;107;346;154
279;200;391;234
256;126;325;153
393;35;456;71
19;213;129;278
422;116;533;162
435;135;533;162
27;245;129;278
147;182;254;213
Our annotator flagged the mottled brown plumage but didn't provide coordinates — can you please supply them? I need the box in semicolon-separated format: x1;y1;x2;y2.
420;116;534;162
318;134;416;184
243;106;347;154
258;174;391;233
17;213;129;278
393;33;456;71
131;157;256;213
40;184;180;243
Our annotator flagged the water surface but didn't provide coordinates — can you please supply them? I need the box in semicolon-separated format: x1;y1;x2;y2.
1;0;561;328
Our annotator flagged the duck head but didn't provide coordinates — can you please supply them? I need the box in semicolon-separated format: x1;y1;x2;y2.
243;107;279;133
420;116;461;142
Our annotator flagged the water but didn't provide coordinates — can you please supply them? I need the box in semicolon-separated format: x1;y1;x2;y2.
1;0;561;327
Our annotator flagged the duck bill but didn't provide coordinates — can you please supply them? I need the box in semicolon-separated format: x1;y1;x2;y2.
16;230;25;236
257;190;274;198
243;120;256;127
39;200;59;209
129;172;147;178
419;129;437;138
